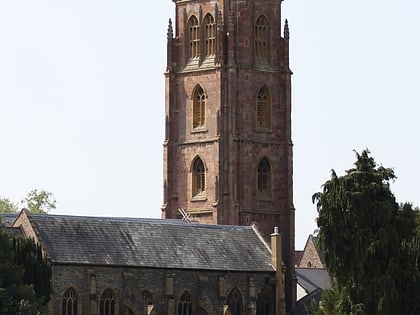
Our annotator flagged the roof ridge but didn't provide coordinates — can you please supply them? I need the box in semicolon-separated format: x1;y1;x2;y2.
29;213;255;230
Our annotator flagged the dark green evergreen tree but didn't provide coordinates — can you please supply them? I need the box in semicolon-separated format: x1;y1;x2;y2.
310;149;420;315
0;225;50;315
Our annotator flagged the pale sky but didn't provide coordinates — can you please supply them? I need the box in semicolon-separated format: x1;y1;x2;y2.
1;1;419;249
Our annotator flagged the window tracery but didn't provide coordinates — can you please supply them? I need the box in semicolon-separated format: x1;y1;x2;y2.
100;288;116;315
256;86;271;129
255;15;269;62
204;14;216;56
62;287;78;315
192;157;205;196
144;290;154;315
178;291;193;315
258;158;272;195
193;85;206;128
227;288;243;315
256;289;271;315
188;16;200;59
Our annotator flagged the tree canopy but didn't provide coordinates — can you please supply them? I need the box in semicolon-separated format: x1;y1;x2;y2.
0;198;18;213
310;149;420;314
0;190;56;214
21;189;56;214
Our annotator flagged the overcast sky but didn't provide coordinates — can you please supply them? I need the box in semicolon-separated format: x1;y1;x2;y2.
1;1;419;249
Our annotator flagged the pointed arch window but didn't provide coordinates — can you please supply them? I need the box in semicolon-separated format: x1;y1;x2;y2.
192;157;205;196
258;158;272;195
256;86;271;129
227;288;243;315
188;16;200;59
143;290;154;315
100;288;116;315
193;85;206;128
256;289;272;315
204;14;216;57
178;291;193;315
255;15;269;62
62;287;78;315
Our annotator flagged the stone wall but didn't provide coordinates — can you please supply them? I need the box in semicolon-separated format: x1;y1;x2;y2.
50;264;275;315
298;236;324;269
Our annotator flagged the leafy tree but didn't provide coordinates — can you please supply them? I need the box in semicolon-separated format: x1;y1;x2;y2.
0;197;18;213
21;189;56;214
0;226;50;314
311;149;420;315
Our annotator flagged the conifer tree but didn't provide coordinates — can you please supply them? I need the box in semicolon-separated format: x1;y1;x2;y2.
310;150;420;314
0;225;50;314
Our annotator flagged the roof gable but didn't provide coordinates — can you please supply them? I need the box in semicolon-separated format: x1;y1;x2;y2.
297;235;325;269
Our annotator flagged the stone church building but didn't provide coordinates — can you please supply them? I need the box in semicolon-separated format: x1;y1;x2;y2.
6;0;298;314
10;209;285;315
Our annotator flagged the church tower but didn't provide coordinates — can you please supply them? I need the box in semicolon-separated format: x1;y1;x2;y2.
162;0;295;310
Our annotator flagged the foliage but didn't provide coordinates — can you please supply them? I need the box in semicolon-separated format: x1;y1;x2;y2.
13;236;51;302
306;282;363;315
311;149;420;315
0;226;50;314
0;190;56;214
0;197;18;213
21;189;56;214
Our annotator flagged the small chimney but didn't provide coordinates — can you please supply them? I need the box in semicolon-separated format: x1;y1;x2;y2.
271;227;285;315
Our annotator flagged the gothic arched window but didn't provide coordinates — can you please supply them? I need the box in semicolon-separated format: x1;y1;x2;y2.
255;15;269;62
62;287;78;315
258;158;272;195
193;85;206;128
204;13;216;56
178;291;193;315
192;157;205;196
256;86;271;129
100;288;116;315
256;289;272;315
188;16;200;59
227;288;243;315
143;290;154;315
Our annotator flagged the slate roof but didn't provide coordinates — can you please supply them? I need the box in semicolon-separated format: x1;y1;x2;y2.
291;269;331;315
26;213;274;272
290;288;323;315
0;213;18;227
295;268;331;293
294;250;303;266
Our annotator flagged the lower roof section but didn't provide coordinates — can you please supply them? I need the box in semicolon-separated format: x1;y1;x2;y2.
15;211;274;272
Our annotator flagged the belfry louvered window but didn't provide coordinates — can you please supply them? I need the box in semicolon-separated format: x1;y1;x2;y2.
256;86;271;129
193;85;206;128
258;158;272;195
192;157;205;196
178;292;193;315
62;287;78;315
100;288;116;315
255;15;269;61
188;16;200;59
204;14;216;56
